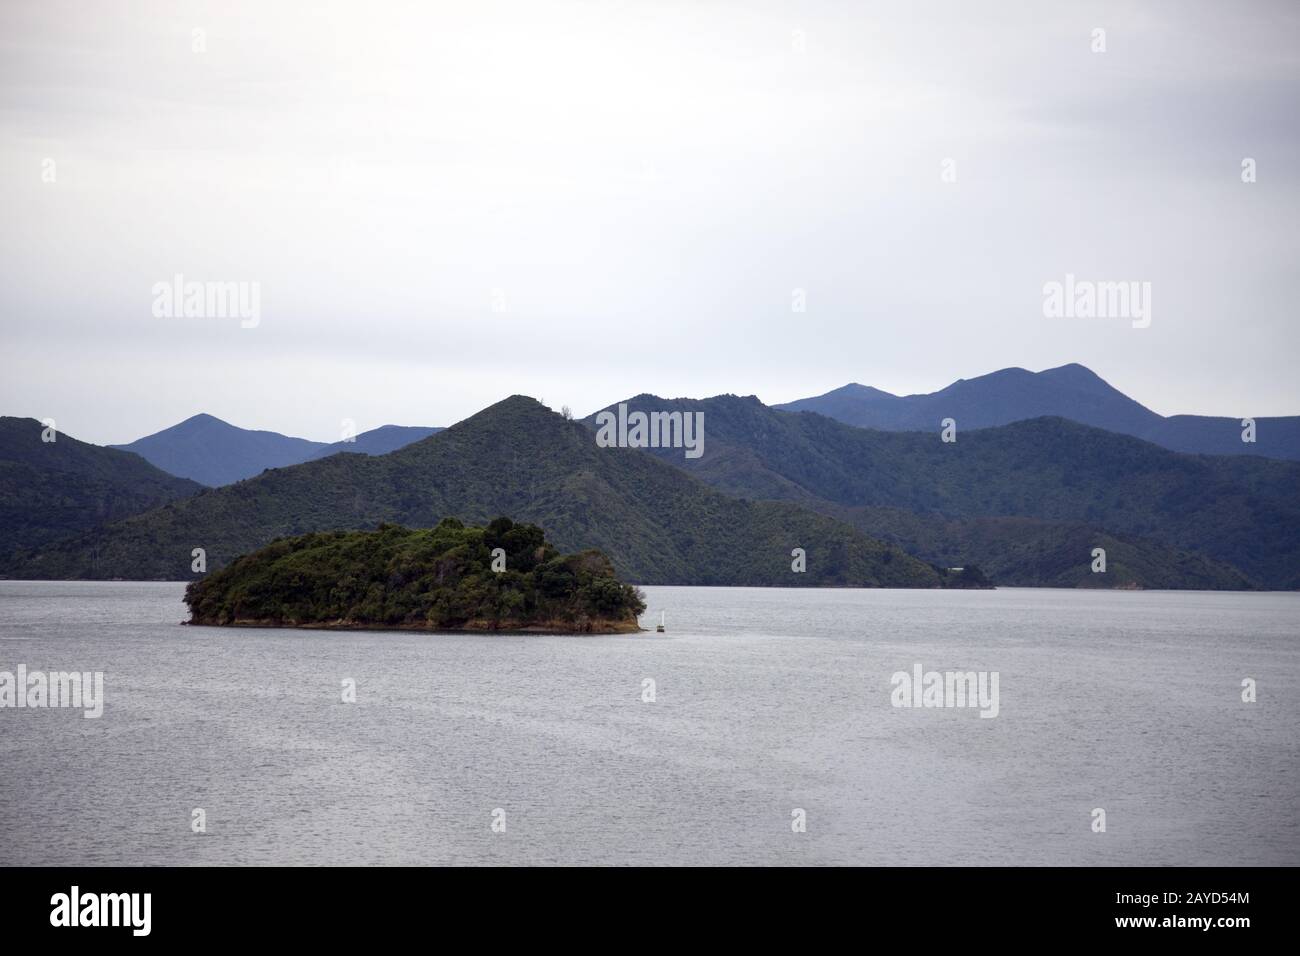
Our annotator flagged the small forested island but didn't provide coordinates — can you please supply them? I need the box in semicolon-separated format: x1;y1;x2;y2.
933;565;993;589
184;517;646;633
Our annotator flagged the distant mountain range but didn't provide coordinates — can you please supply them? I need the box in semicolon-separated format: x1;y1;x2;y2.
776;364;1300;461
584;393;1299;589
109;414;441;486
3;364;1297;590
302;424;443;462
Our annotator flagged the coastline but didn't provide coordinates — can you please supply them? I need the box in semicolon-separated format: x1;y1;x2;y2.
184;616;645;635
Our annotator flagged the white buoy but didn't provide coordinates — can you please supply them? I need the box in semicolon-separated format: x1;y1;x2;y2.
656;611;665;633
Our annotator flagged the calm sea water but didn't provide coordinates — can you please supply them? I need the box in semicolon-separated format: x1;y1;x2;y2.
0;581;1296;866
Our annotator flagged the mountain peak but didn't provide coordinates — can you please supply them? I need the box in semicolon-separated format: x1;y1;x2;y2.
834;382;897;398
111;415;327;487
169;413;231;433
1037;362;1108;388
483;394;563;417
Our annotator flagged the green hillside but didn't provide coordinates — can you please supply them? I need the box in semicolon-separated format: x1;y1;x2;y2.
0;416;203;559
816;506;1252;590
2;398;941;588
584;395;1300;589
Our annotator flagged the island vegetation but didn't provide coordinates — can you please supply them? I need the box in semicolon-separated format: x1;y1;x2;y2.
184;517;646;633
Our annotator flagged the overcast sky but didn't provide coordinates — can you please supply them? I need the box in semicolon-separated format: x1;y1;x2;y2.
2;0;1297;444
